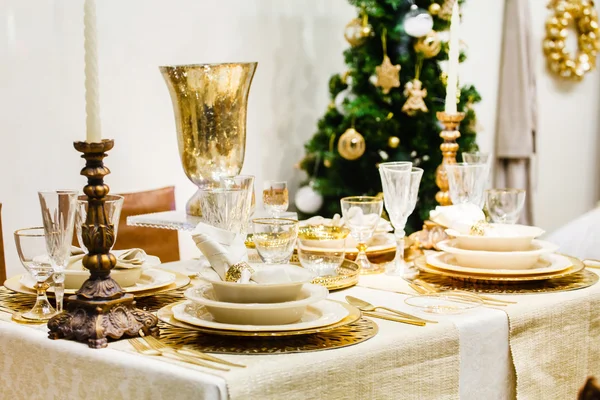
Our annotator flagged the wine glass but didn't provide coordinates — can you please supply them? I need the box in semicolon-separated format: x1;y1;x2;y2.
379;165;423;276
75;195;124;252
485;189;526;224
445;163;489;208
340;196;384;274
462;151;490;164
220;175;255;234
252;218;299;264
38;190;78;314
14;227;55;320
198;176;254;234
263;181;288;217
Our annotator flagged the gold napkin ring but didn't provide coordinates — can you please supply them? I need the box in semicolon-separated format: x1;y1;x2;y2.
469;220;489;236
225;262;255;282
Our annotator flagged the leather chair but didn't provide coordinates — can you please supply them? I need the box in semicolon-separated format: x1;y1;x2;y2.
114;187;180;263
579;377;600;400
0;204;5;283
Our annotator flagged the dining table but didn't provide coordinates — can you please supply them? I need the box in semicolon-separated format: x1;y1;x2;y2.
0;257;599;400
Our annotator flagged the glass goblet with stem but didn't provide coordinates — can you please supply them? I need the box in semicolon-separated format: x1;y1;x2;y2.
14;227;55;320
38;190;78;314
263;181;288;218
379;165;423;277
445;163;489;208
75;194;124;253
340;196;384;274
220;175;255;234
462;151;490;165
485;188;526;224
252;218;299;264
198;176;254;234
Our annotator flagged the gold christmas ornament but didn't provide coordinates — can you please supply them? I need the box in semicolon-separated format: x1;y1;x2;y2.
438;0;456;21
402;79;428;116
374;30;401;94
414;30;442;58
544;0;599;80
337;128;366;160
429;3;441;15
388;136;400;148
344;14;373;47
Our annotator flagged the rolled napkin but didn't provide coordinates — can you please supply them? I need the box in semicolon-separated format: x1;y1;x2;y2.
67;247;148;270
192;222;249;282
429;204;486;229
301;213;393;233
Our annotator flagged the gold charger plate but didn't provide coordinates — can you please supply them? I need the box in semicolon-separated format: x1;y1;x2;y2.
3;270;190;298
157;300;362;337
414;254;585;282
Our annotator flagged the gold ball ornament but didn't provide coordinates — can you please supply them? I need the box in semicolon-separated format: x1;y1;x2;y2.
414;30;442;58
388;136;400;148
344;18;373;47
429;3;441;15
544;0;599;81
337;128;366;160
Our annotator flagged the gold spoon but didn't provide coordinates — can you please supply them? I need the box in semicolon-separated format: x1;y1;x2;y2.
345;295;437;323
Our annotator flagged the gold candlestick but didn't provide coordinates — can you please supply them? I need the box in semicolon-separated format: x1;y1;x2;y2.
435;111;465;206
47;139;158;348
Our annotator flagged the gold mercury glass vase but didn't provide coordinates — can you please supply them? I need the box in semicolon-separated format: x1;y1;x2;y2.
159;62;258;216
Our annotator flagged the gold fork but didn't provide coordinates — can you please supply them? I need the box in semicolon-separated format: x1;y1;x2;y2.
130;338;229;371
144;336;245;368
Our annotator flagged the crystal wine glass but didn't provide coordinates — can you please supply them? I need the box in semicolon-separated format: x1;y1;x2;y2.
340;196;384;274
485;188;526;224
445;163;489;208
75;194;124;252
252;218;299;264
14;227;55;320
220;175;255;234
198;176;254;234
379;164;423;276
263;181;288;218
38;190;78;314
462;151;490;164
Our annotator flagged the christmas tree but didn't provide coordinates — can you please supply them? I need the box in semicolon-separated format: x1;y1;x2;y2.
296;0;481;234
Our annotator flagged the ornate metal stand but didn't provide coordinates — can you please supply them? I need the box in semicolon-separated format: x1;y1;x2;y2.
47;139;158;348
434;111;465;206
409;112;465;253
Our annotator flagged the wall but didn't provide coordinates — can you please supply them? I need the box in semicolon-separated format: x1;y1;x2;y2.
0;0;595;278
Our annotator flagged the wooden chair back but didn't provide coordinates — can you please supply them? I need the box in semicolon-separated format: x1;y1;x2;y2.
0;204;5;283
114;187;180;263
579;377;600;400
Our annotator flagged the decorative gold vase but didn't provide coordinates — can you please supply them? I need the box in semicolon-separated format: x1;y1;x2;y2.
160;62;258;215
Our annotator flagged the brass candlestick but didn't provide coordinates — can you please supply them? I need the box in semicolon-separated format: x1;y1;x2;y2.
434;111;465;205
47;139;158;348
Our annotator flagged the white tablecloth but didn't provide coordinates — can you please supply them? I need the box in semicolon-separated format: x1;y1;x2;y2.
1;259;599;399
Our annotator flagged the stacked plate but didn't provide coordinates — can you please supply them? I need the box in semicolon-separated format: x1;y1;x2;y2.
416;224;585;282
162;265;361;336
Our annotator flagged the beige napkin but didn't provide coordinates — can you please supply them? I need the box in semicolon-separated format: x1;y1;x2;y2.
67;247;147;270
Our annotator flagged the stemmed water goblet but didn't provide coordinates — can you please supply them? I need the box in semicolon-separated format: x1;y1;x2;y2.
445;163;489;208
340;196;384;274
14;227;55;320
379;163;423;276
263;181;288;218
252;218;299;264
485;188;526;224
38;190;78;314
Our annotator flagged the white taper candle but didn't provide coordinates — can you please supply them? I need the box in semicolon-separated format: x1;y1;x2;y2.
84;0;101;143
444;1;460;114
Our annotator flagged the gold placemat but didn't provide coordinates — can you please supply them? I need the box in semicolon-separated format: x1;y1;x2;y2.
416;269;598;294
158;317;378;355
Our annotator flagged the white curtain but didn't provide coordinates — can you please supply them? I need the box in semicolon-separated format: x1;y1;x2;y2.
494;0;537;225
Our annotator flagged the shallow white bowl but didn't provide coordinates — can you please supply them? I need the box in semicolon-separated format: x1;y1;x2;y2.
437;239;559;270
64;267;142;289
184;283;328;325
445;224;545;252
199;264;315;303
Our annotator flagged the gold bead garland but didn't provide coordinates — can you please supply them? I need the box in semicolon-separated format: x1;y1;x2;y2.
544;0;600;80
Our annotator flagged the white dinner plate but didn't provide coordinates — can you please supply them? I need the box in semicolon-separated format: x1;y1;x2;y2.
172;299;349;332
19;268;176;295
426;252;573;276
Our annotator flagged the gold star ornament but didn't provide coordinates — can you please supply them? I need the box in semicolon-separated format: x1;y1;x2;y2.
375;55;401;94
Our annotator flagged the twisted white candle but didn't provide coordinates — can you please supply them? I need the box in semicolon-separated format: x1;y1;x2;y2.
84;0;101;143
444;1;460;114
